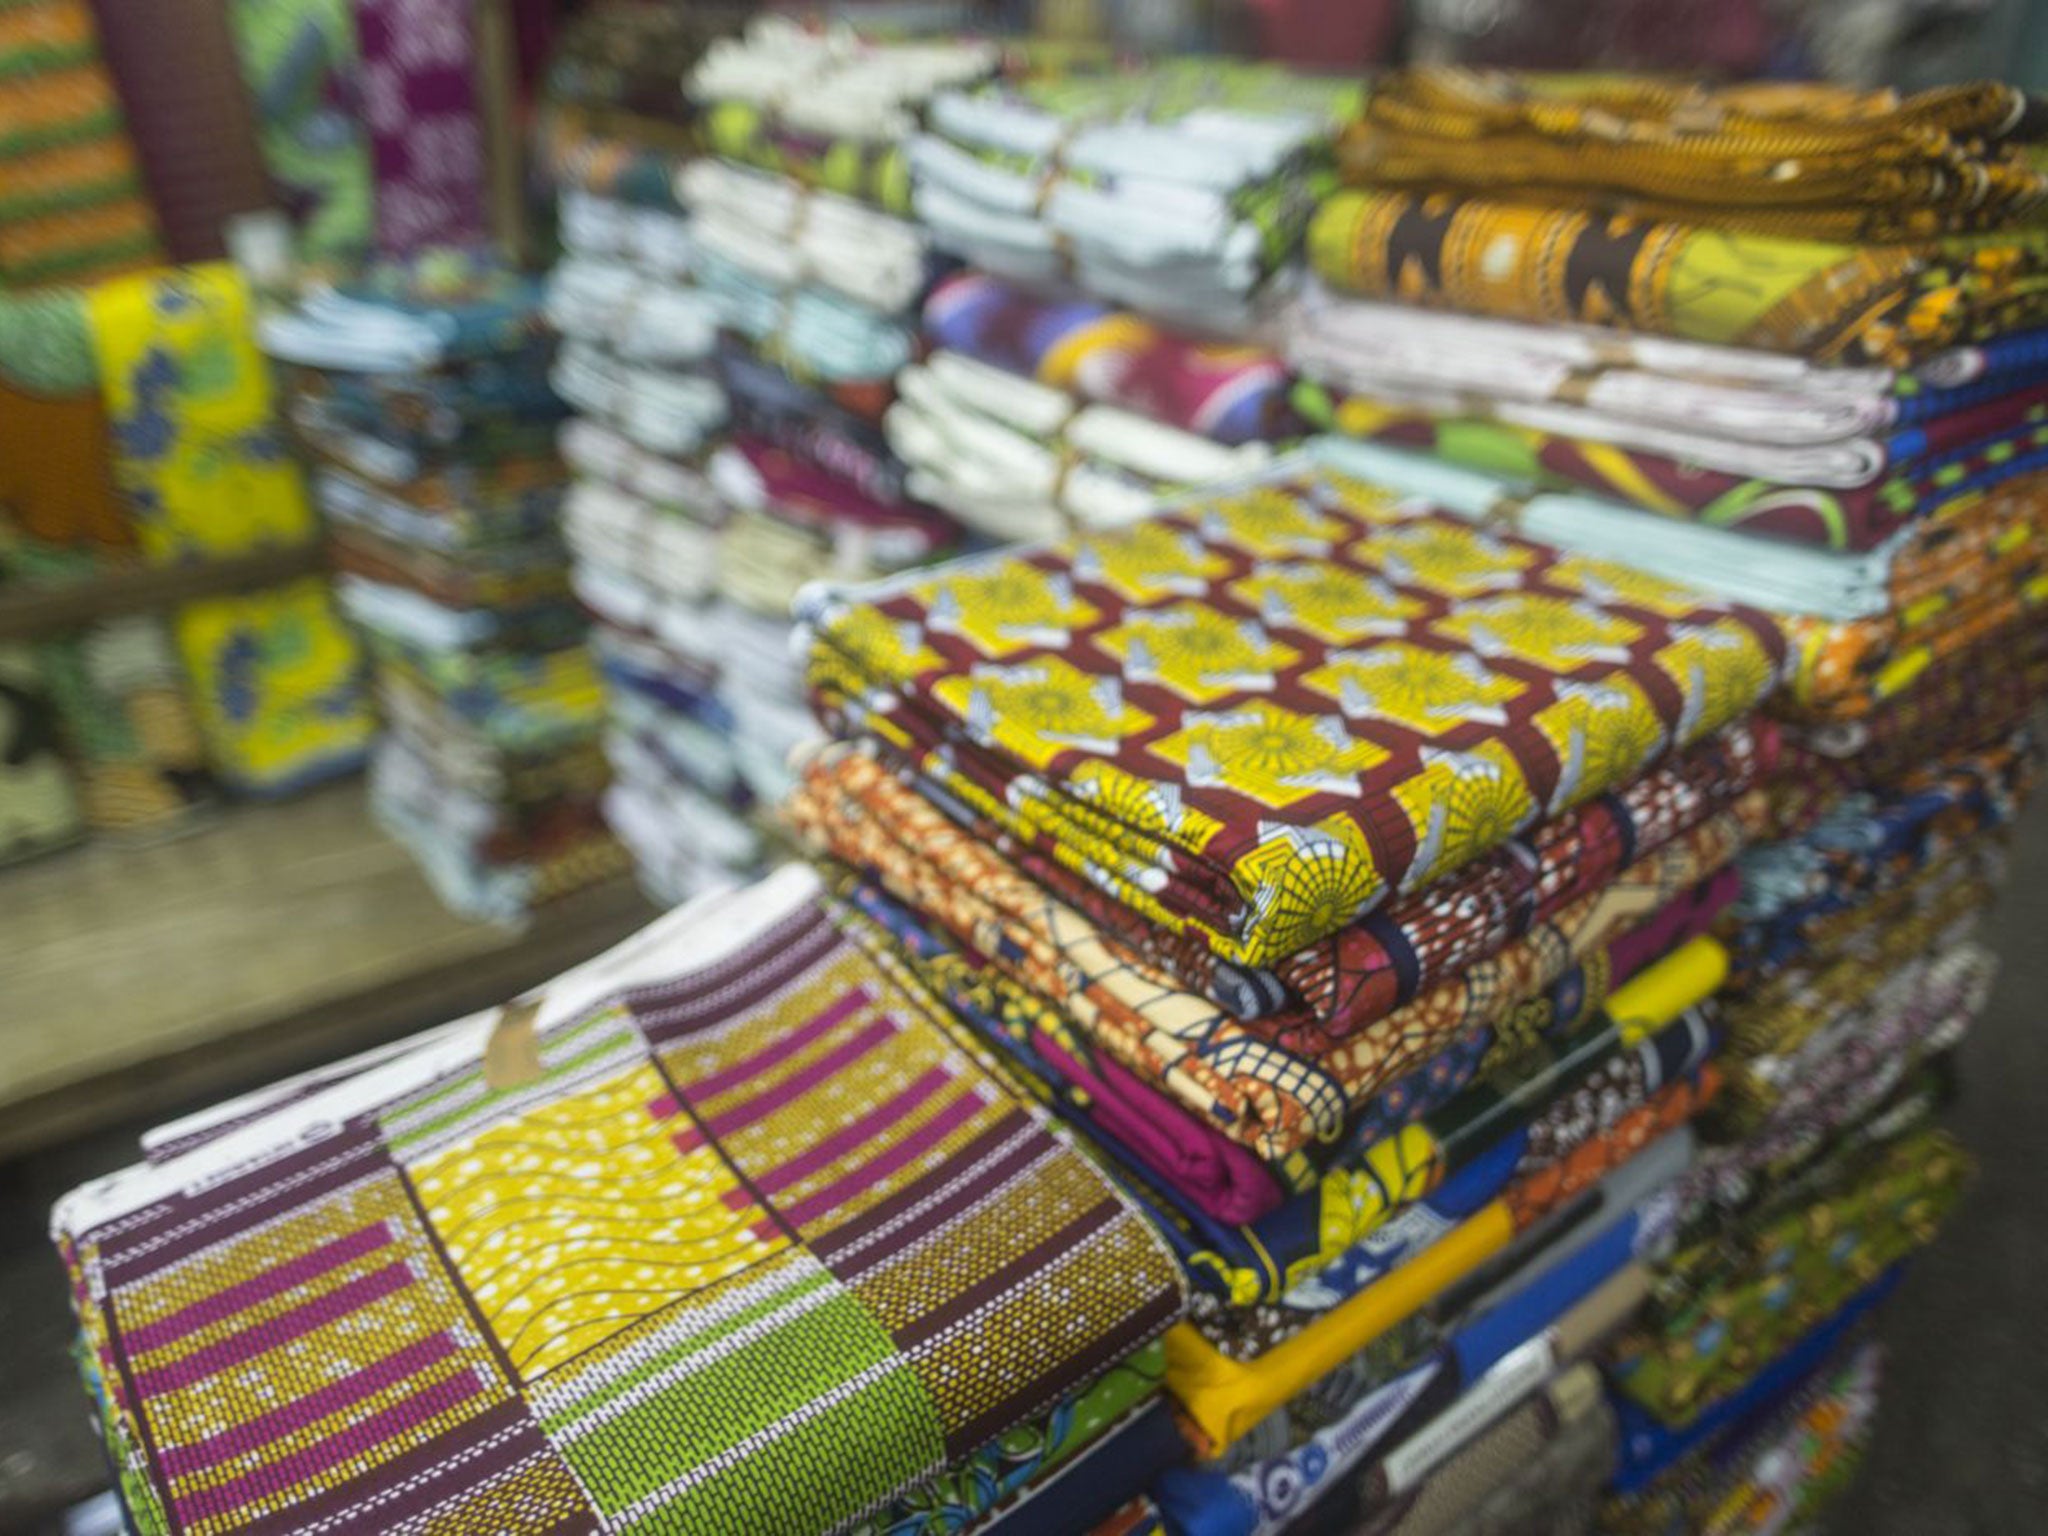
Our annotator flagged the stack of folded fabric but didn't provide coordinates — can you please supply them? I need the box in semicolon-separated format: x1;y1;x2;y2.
545;17;989;904
908;61;1358;330
264;264;626;921
52;865;1191;1536
1286;69;2044;1527
789;453;1792;1529
887;270;1292;542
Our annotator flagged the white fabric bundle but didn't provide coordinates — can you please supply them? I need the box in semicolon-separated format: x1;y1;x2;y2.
688;18;996;142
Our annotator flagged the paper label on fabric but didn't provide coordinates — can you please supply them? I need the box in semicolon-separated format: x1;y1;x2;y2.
1380;1333;1557;1494
483;996;546;1090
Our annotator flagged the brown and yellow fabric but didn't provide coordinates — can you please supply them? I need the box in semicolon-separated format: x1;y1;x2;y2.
1340;72;2048;243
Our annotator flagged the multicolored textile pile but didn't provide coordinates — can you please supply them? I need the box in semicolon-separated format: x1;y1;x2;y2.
1289;67;2038;1530
789;452;1790;1527
543;17;988;905
264;264;623;920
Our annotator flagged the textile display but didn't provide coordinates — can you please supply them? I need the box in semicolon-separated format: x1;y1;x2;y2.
909;63;1357;326
1339;74;2048;242
52;866;1186;1536
1307;188;2048;369
221;0;372;262
802;460;1786;976
0;0;161;288
0;286;129;561
1609;1124;1968;1425
349;0;488;255
0;643;83;864
543;1;743;135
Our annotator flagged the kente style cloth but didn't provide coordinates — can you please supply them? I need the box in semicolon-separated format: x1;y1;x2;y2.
1607;1123;1967;1427
1288;285;2048;555
800;458;1787;980
86;264;372;793
1600;1337;1881;1536
922;272;1296;447
0;0;162;287
1337;73;2048;242
1306;188;2048;370
908;62;1358;328
886;352;1276;543
53;866;1186;1536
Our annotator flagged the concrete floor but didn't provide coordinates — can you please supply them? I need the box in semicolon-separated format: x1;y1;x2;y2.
2;807;2046;1531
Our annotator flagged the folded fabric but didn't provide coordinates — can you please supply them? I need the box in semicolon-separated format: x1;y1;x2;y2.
550;339;729;457
366;632;604;753
329;520;571;616
1302;370;2048;561
924;271;1295;445
1339;74;2048;242
690;244;916;385
563;477;720;605
1308;188;2048;368
1163;1110;1706;1454
791;741;1755;1163
544;256;721;366
314;457;566;552
679;158;932;316
1609;1124;1967;1425
803;460;1786;975
262;270;551;372
888;351;1275;540
910;65;1354;325
54;867;1186;1536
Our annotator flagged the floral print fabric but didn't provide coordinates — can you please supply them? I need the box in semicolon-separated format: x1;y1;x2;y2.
804;464;1786;973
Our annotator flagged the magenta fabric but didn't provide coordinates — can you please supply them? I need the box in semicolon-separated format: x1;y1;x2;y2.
352;0;488;255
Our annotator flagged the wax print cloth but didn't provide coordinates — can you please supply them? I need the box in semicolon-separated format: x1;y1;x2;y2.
221;0;371;261
803;462;1786;974
717;338;909;504
1307;188;2048;368
38;615;212;835
789;740;1756;1164
0;0;161;287
53;866;1185;1536
1600;1338;1881;1536
349;0;487;255
1162;1112;1704;1453
0;287;129;560
1338;74;2048;242
1608;1124;1967;1425
887;352;1276;542
923;272;1295;446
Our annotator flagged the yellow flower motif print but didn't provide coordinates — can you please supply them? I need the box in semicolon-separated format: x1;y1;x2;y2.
933;656;1154;770
913;559;1099;659
1533;677;1666;813
1311;467;1417;530
1392;741;1540;890
1069;522;1233;603
1066;758;1227;857
1652;624;1779;745
819;606;941;689
1434;593;1644;670
1233;814;1385;962
1302;643;1528;735
1548;555;1714;619
1197;485;1348;557
1363;518;1539;597
1317;1124;1441;1257
1228;562;1427;645
1094;603;1298;703
1149;700;1389;808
